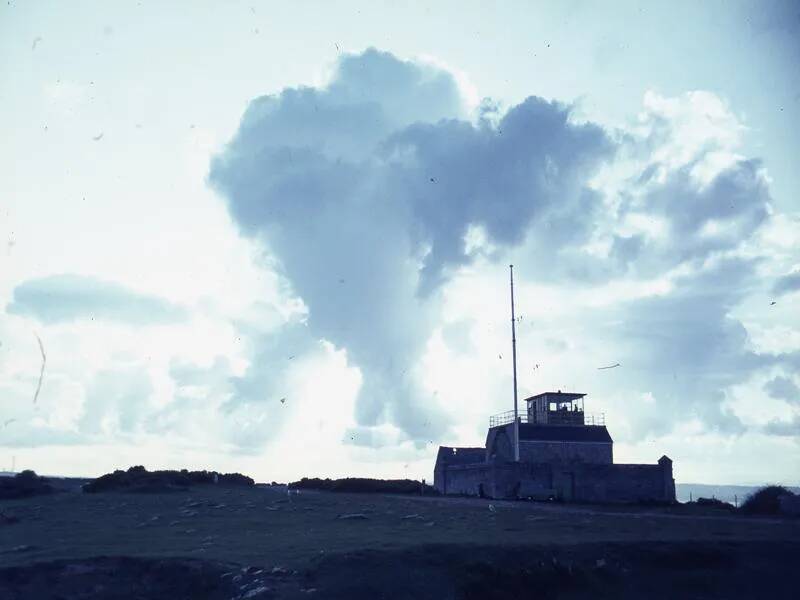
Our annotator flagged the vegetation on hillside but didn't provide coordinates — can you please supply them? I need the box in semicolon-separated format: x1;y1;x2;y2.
0;470;55;499
291;477;438;495
740;485;796;516
82;466;254;493
686;497;736;511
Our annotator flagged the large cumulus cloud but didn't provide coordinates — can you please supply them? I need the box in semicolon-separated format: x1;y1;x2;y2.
209;50;799;446
209;49;612;444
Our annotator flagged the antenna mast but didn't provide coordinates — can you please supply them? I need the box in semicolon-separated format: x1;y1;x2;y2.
510;265;520;462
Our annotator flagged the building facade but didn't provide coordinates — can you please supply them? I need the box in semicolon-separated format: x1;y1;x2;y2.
434;391;676;503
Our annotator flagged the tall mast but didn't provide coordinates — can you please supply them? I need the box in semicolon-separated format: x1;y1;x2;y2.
510;265;520;462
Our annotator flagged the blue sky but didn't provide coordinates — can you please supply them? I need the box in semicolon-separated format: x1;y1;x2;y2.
1;1;798;484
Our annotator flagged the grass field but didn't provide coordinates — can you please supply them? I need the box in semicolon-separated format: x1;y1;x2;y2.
1;483;799;598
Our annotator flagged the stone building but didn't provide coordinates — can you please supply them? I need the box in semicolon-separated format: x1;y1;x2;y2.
434;391;675;503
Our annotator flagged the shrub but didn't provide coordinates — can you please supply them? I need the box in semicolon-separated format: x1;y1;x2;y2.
83;466;255;493
739;485;794;516
693;497;736;511
0;470;55;499
290;477;438;495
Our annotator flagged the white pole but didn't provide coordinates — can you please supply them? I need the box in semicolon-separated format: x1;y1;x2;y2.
510;265;520;462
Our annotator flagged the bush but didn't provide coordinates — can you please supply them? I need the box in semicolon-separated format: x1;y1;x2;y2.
739;485;794;516
692;497;736;511
290;477;438;495
83;466;255;493
0;470;55;499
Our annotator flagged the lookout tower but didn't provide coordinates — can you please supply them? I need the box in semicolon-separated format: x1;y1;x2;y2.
525;391;604;426
433;265;675;504
487;390;612;465
488;392;605;428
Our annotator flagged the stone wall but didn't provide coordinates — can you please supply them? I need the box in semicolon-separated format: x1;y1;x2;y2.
439;462;554;499
437;462;541;498
506;463;554;499
485;424;613;465
568;462;673;503
435;462;491;496
436;458;675;503
485;427;513;462
519;441;612;465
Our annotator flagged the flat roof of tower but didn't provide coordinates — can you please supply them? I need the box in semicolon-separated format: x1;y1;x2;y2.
523;392;586;403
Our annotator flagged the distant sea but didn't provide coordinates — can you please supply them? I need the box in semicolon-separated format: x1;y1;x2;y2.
677;483;800;506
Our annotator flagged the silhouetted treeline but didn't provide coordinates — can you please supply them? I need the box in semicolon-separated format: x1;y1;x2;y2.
82;466;254;493
684;486;798;516
0;470;54;499
290;477;438;495
688;497;736;511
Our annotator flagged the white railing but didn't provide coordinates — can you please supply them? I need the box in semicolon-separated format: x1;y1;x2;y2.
489;411;605;428
583;413;605;426
489;410;528;428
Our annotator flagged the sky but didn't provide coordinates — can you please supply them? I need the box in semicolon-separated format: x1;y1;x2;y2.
0;0;798;485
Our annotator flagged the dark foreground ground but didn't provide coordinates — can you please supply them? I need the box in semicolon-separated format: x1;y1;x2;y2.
1;483;799;599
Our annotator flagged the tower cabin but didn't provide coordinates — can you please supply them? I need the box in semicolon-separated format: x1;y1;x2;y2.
527;391;590;425
486;391;612;465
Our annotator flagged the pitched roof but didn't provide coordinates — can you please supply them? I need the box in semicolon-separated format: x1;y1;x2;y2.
435;446;485;466
518;424;613;443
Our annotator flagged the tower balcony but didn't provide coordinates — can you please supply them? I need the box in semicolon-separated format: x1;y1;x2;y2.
489;409;606;428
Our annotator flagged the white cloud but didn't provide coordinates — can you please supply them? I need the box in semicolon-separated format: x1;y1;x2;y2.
638;90;746;184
